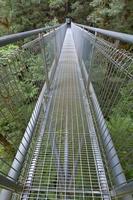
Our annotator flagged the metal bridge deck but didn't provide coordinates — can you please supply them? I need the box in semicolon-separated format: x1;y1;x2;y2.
21;29;110;200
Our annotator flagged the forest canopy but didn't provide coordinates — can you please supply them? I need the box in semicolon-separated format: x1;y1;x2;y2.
0;0;133;36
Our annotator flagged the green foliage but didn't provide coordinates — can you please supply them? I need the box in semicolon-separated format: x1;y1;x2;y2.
0;44;18;56
0;45;44;172
109;0;125;17
0;0;132;34
110;81;133;117
108;115;133;137
49;0;64;9
108;81;133;179
89;0;133;32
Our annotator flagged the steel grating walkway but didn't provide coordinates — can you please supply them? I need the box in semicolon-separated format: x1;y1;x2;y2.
21;29;111;200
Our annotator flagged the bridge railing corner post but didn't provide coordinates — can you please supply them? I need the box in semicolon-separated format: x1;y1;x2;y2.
39;33;50;92
86;31;97;90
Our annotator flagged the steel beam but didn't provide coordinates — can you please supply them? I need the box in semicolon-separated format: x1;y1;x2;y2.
0;23;67;200
76;23;133;44
0;25;59;47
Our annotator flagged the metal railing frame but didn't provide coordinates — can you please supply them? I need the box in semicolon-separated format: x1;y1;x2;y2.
0;25;59;47
0;23;67;200
71;22;133;200
0;21;132;199
76;23;133;44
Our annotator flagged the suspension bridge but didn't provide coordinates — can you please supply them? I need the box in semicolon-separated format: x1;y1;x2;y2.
0;21;133;200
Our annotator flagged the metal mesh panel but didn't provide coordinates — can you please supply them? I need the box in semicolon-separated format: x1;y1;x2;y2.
71;23;133;194
1;22;132;199
0;45;44;175
0;24;67;193
21;28;110;200
90;41;133;181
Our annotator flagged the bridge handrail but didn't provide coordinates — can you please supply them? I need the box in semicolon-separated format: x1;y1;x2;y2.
72;23;133;199
0;23;67;199
0;24;60;47
76;23;133;44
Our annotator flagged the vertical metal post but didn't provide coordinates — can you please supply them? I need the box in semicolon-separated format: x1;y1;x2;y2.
39;33;50;91
53;28;58;65
79;27;85;64
86;31;97;88
114;39;120;48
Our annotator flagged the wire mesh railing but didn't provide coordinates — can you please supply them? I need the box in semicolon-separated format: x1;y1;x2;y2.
0;23;67;198
0;21;132;200
18;28;111;200
72;23;133;199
